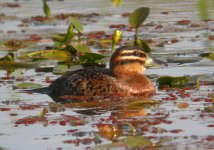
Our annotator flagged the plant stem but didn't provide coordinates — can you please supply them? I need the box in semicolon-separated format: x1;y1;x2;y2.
134;28;138;43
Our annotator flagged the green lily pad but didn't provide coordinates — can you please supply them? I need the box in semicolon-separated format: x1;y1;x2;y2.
200;52;214;61
0;61;35;69
123;136;152;148
69;17;83;33
73;43;91;53
15;82;43;89
129;7;150;29
53;64;70;74
157;76;200;89
26;50;71;61
79;52;105;63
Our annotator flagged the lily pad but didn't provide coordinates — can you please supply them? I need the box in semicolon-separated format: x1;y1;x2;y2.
26;50;71;61
123;136;152;148
0;61;35;69
15;82;43;89
157;76;190;89
73;43;91;53
79;52;105;63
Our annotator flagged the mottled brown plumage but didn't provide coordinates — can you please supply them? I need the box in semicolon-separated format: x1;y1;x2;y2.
47;46;155;100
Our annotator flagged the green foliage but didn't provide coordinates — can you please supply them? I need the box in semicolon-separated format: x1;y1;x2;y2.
112;0;123;7
26;50;71;61
52;16;106;68
15;82;43;89
73;43;91;53
43;0;51;17
79;53;105;63
129;7;150;29
128;7;150;42
112;30;122;52
157;76;200;89
123;136;152;148
198;0;208;20
134;39;151;53
65;24;74;44
69;17;83;33
200;52;214;61
0;53;14;61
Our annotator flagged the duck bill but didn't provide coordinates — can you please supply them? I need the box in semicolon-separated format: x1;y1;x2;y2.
145;55;168;68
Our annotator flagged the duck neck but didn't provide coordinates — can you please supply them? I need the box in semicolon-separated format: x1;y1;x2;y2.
110;63;145;79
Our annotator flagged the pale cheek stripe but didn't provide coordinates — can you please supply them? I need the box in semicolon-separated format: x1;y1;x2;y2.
115;56;146;61
120;50;139;54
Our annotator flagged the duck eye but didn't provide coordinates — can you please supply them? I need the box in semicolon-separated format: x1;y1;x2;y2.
133;51;140;56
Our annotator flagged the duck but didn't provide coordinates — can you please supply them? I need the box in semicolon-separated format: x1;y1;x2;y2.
30;46;156;102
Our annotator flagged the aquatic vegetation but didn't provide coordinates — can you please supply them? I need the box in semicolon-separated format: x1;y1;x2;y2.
0;1;214;150
157;76;200;89
128;7;150;42
111;29;122;51
43;0;51;17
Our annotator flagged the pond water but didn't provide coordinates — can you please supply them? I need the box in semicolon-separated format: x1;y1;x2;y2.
0;0;214;150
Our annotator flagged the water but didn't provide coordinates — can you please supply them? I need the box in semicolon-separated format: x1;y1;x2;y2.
0;0;214;149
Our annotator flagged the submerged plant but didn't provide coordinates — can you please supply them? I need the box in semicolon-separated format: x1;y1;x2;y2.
43;0;51;17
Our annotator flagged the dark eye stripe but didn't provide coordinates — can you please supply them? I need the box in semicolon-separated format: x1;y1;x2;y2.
115;59;145;65
120;52;147;58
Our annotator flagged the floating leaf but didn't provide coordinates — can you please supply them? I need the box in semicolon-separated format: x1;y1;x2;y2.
0;61;35;69
200;52;214;61
69;17;83;33
128;7;150;29
35;67;53;73
204;106;213;113
53;64;69;74
26;50;71;61
73;43;91;53
79;52;105;63
157;76;200;89
15;82;42;89
134;39;151;53
123;136;152;148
